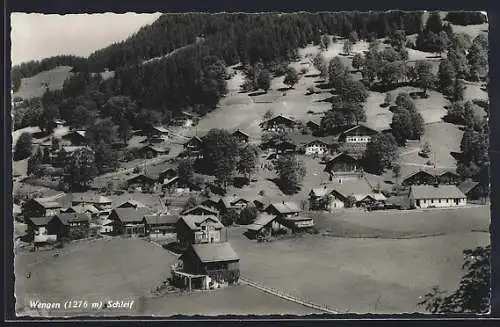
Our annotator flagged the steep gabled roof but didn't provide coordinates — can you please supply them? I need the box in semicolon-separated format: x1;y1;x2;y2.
116;200;147;209
179;215;223;231
29;216;54;226
410;185;466;200
458;179;481;195
309;187;331;198
31;198;62;209
192;243;239;263
251;213;277;227
267;201;301;214
54;213;90;225
144;214;179;225
182;205;219;216
110;207;151;223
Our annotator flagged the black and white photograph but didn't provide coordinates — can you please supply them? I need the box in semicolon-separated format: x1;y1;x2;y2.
11;10;491;317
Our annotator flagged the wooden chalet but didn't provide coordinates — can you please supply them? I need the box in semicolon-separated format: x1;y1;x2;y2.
26;216;59;243
260;115;297;132
324;152;362;179
149;126;169;138
182;205;219;216
218;195;249;213
338;124;379;144
126;174;157;192
308;187;347;210
280;215;315;232
352;193;387;207
305;139;331;156
22;197;62;219
173;242;240;290
245;213;281;239
176;215;225;246
172;111;197;127
61;205;100;218
70;193;112;210
232;130;249;143
265;201;301;218
52;213;91;239
458;179;482;200
248;195;271;212
137;144;170;159
437;170;461;185
183;136;204;156
107;207;151;235
143;214;179;237
409;185;467;209
401;170;437;186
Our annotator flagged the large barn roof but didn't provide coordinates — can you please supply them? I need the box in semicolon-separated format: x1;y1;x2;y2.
410;185;466;200
192;243;240;263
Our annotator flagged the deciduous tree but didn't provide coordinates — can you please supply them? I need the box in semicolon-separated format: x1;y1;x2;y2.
63;147;98;191
363;133;399;174
275;155;306;194
415;60;436;95
14;132;33;161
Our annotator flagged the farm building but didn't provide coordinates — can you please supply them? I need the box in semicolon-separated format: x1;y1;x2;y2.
70;194;112;210
176;215;225;246
437;170;461;185
309;187;347;210
280;215;315;232
183;136;204;157
26;216;59;243
338;124;379;144
22;198;62;219
275;140;297;154
245;213;281;239
247;195;271;212
409;185;467;209
458;179;482;200
60;205;100;217
352;193;387;207
173;242;240;290
324;152;362;179
402;170;438;186
107;207;152;235
143;214;179;238
200;197;223;211
61;130;87;146
259;115;297;132
182;205;220;216
218;195;249;213
232;130;249;143
162;176;181;192
100;219;114;234
137;144;170;159
125;174;157;192
265;201;301;218
52;213;91;239
149;126;169;138
306;117;321;132
116;199;147;209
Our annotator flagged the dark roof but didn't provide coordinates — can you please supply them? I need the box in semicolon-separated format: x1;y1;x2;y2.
29;216;54;226
54;213;90;225
262;115;297;125
184;136;203;146
111;208;151;223
192;243;239;263
341;123;379;136
326;152;358;164
142;162;177;180
458;179;481;195
144;215;179;225
402;169;436;181
252;213;277;227
410;185;466;199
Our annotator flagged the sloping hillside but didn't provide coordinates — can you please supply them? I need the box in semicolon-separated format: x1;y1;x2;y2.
13;66;73;100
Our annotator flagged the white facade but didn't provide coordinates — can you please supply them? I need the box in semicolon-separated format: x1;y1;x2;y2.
346;136;371;143
326;199;345;210
305;143;328;156
411;196;467;209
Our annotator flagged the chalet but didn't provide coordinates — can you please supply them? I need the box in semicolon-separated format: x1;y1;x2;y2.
280;215;315;232
70;194;112;210
437;170;461;185
183;136;204;155
149;126;169;138
338;124;379;144
22;198;62;219
163;176;182;192
52;119;67;129
259;115;297;132
108;207;151;235
52;213;91;239
61;205;100;217
275;141;297;154
172;111;197;127
324;152;362;179
458;179;482;200
137;144;170;159
174;242;240;290
353;193;387;207
385;195;411;210
182;205;219;216
116;200;147;209
305;139;330;156
409;185;467;209
100;219;114;234
265;201;301;218
232;130;249;143
306;117;321;132
200;197;223;212
218;195;249;213
176;215;225;246
125;174;157;192
61;130;87;146
248;195;271;212
143;214;179;237
309;187;347;210
26;216;59;243
246;213;282;239
402;170;437;186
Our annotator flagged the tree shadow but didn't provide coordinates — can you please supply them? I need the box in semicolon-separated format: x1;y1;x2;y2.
266;177;301;195
450;152;464;161
315;82;331;90
314;79;327;84
277;87;292;92
316;96;338;103
369;82;410;93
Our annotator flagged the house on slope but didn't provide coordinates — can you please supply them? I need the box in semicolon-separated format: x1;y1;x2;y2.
182;205;220;217
26;216;59;243
259;115;297;132
247;195;271;212
338;124;379;144
409;185;467;209
148;126;170;139
218;195;249;213
137;144;170;159
183;136;204;157
232;130;249;144
352;193;387;207
22;198;62;219
173;242;240;290
107;207;152;235
308;187;347;210
172;111;197;127
61;205;100;218
324;152;363;180
176;215;225;246
436;169;461;185
116;199;147;209
265;201;301;218
143;214;179;238
304;139;331;156
458;179;482;200
401;170;438;186
52;213;91;239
